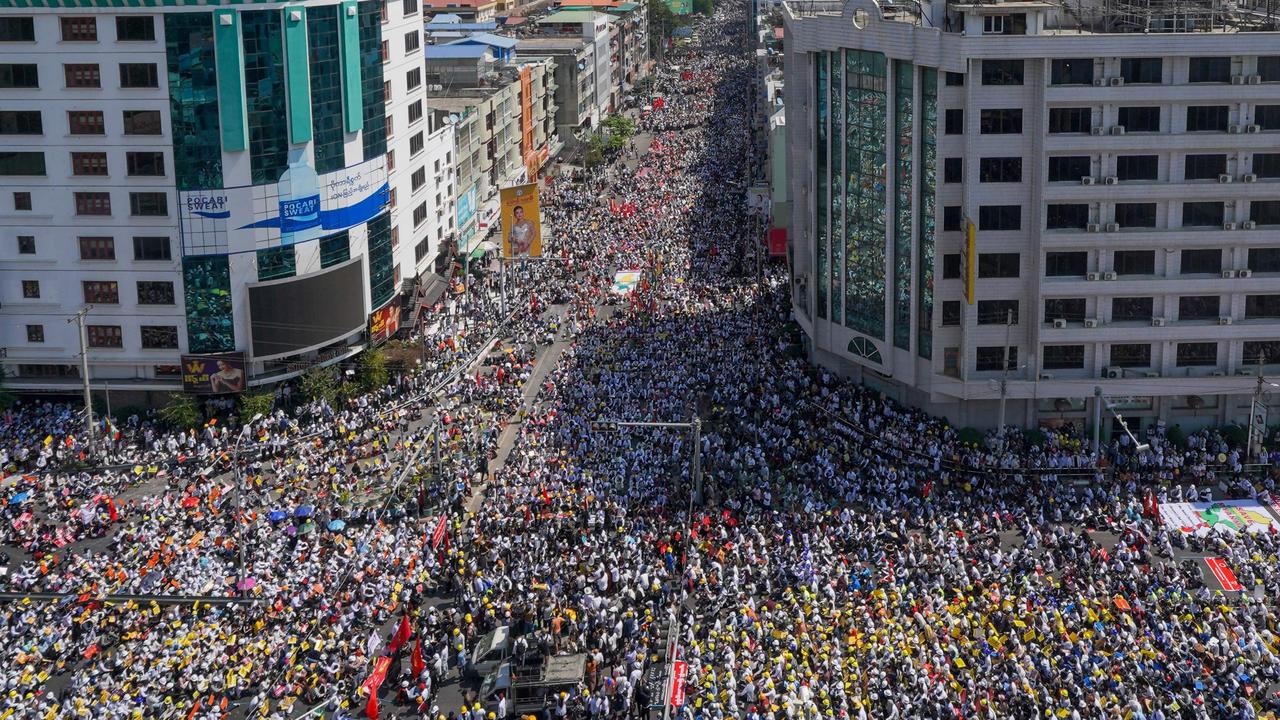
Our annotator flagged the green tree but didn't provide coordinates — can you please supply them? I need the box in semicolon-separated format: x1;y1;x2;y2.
647;0;676;61
585;133;606;168
298;365;339;404
601;114;636;151
158;393;202;430
237;388;275;420
692;0;712;15
356;348;389;392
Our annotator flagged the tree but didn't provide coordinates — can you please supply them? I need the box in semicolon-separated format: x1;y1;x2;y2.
601;114;636;151
356;348;389;392
647;0;676;61
585;133;606;168
692;0;712;15
298;365;339;404
237;388;275;420
158;393;202;431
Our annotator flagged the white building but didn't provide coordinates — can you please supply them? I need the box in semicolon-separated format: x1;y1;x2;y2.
784;0;1280;436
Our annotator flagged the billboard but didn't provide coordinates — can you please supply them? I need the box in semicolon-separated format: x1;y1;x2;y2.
457;184;478;231
181;352;247;394
247;258;367;360
500;183;542;257
179;155;389;256
368;300;401;345
767;228;787;256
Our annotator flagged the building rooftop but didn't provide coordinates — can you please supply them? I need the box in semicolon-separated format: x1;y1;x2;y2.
426;20;501;31
539;9;617;23
516;36;592;50
449;32;522;48
424;44;494;59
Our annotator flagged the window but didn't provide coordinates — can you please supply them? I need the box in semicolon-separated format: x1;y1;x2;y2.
1186;106;1229;132
1044;298;1086;323
979;157;1021;183
116;16;155;42
1113;250;1154;275
68;110;104;134
119;63;158;88
1111;296;1153;322
86;325;123;348
1120;57;1162;84
137;281;175;305
1188;57;1230;83
17;235;35;254
1180;249;1221;274
1117;106;1159;132
26;325;44;343
977;299;1019;325
1256;154;1280;178
1176;342;1217;367
22;280;39;298
1114;203;1156;228
1182;201;1224;227
943;158;962;183
1184;154;1226;180
71;152;109;176
60;17;97;41
1048;156;1091;182
1178;295;1220;320
64;63;101;88
406;67;421;90
413;201;428;227
978;205;1020;231
14;192;31;211
0;151;45;176
944;108;963;134
408;100;423;125
129;192;167;216
976;346;1018;372
943;206;962;232
385;114;393;138
979;109;1022;134
140;326;179;349
411;166;426;191
1050;59;1093;85
1249;248;1280;273
1045;252;1087;277
944;71;964;86
1110;344;1151;368
126;151;165;176
982;59;1023;85
982;14;1005;33
0;64;38;88
403;0;419;14
1047;107;1090;134
133;236;171;261
1244;341;1280;364
941;301;962;326
1044;343;1085;366
1257;106;1280;131
0;110;42;134
78;236;115;260
75;192;111;215
1046;204;1089;230
978;253;1020;278
404;30;419;53
256;245;296;281
1116;155;1157;181
123;110;161;135
0;17;35;41
82;280;119;304
410;132;425;156
1253;201;1280;226
942;253;961;279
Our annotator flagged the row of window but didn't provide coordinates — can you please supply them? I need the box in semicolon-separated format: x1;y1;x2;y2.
20;278;175;305
941;105;1280;135
5;191;169;216
942;295;1280;327
0;63;160;90
970;341;1279;373
939;248;1280;279
13;234;171;260
0;16;155;43
941;153;1280;184
936;200;1280;233
0;109;162;136
0;150;165;177
971;57;1280;87
22;323;178;350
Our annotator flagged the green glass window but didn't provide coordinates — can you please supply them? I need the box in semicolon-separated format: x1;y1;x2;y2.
916;68;937;360
308;6;346;174
242;9;288;185
319;230;350;268
829;51;844;324
358;1;387;161
165;13;222;191
183;254;235;353
892;60;913;351
815;53;828;320
257;245;296;281
367;213;394;308
843;50;887;340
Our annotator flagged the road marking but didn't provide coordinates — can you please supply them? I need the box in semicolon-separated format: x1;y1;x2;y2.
1205;557;1244;592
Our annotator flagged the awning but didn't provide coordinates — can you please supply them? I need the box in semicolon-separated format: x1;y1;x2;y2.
418;272;449;308
469;247;487;261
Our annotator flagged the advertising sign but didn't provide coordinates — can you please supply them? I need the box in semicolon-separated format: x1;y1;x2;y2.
369;300;401;345
457;184;478;231
500;183;542;257
669;661;688;707
181;352;248;394
179;155;389;255
963;218;976;305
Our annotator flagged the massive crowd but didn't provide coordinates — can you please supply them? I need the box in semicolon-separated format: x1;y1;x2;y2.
3;3;1280;720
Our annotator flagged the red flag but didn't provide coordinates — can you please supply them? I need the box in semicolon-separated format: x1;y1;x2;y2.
105;497;119;523
541;487;551;505
412;636;426;677
390;615;411;655
365;691;379;720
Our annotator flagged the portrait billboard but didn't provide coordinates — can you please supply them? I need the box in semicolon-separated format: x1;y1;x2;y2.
368;300;401;345
181;352;247;394
500;183;542;258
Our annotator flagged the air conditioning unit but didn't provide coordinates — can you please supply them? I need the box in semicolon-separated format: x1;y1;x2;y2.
1224;222;1238;231
1104;176;1119;185
1087;271;1102;280
1084;318;1100;328
1109;77;1125;87
1219;316;1234;325
1219;174;1234;183
1090;127;1105;136
1249;75;1263;85
1093;78;1106;87
1143;371;1160;378
1110;125;1126;136
1103;271;1118;280
1087;223;1102;233
1223;269;1238;278
1081;176;1096;186
1211;370;1226;376
1232;75;1246;85
1239;269;1253;278
1243;174;1258;183
1243;221;1257;230
1152;317;1167;327
1105;366;1124;379
1105;223;1120;233
1229;125;1243;134
1052;318;1068;329
1247;124;1262;133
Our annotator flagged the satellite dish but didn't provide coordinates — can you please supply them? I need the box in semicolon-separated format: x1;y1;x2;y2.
448;114;460;124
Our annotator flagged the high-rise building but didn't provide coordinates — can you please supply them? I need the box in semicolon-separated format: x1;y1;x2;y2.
0;0;428;402
784;0;1280;434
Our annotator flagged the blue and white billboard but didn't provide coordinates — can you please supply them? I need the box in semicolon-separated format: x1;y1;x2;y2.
456;184;478;232
179;155;389;256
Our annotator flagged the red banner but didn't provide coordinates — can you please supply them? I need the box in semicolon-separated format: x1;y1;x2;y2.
1206;557;1243;591
767;228;787;257
669;661;688;707
431;514;448;550
361;656;393;702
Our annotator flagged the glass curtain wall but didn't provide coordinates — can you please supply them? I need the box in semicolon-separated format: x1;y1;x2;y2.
242;9;289;184
308;5;346;174
916;68;937;359
165;14;222;191
892;61;913;350
815;54;828;320
183;255;235;353
359;1;387;161
367;213;394;308
842;50;887;340
320;231;351;268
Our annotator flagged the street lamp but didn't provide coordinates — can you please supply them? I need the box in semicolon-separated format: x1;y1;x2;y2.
234;412;264;598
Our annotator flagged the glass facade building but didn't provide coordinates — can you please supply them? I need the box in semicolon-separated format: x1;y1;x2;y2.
367;213;394;309
165;13;222;191
320;231;351;268
308;5;346;175
183;255;235;353
242;9;289;185
915;68;936;360
358;0;386;162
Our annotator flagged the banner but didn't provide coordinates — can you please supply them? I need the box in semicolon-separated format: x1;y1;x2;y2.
963;218;976;305
432;514;448;549
500;183;542;257
360;656;393;698
1159;500;1280;534
1206;557;1244;591
457;184;478;230
669;660;688;707
611;271;641;294
181;352;247;394
767;228;787;257
368;301;401;345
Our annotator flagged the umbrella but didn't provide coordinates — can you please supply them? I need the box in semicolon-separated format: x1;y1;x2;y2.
8;492;30;505
237;577;257;591
298;522;316;535
181;496;200;509
327;519;347;532
285;525;298;537
295;505;314;518
268;511;288;523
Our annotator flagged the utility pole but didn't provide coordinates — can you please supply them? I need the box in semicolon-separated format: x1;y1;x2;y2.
1091;385;1103;463
996;308;1013;452
1247;352;1267;460
67;306;96;452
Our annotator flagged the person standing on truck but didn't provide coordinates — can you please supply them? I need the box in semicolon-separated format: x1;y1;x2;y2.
497;693;508;720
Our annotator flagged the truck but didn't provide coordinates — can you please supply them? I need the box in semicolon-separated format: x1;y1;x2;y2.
477;653;587;717
469;625;512;679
